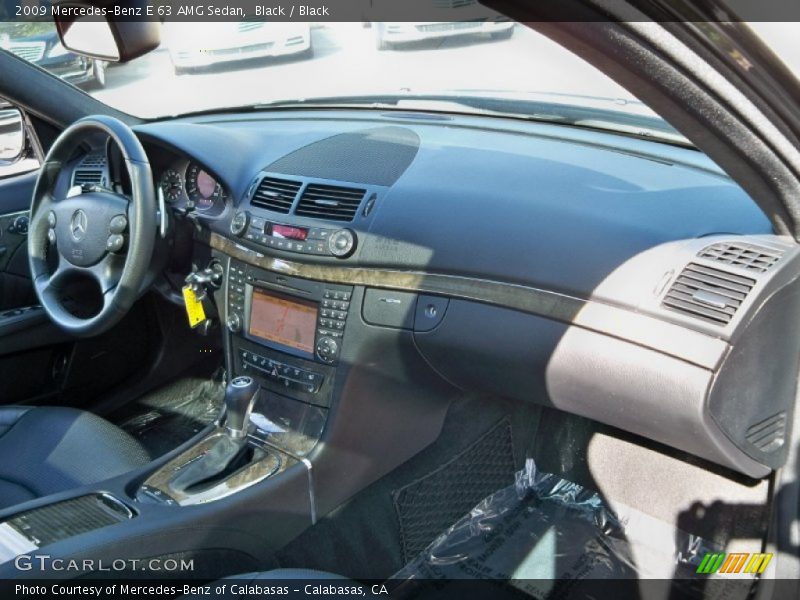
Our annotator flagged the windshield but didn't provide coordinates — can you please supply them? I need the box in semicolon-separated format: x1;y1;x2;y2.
1;19;684;141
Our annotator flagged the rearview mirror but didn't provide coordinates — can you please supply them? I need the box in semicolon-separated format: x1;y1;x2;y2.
60;15;120;61
53;0;160;63
0;106;24;162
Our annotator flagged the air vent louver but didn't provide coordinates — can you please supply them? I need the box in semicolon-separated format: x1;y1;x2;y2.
72;170;103;186
662;263;755;326
251;177;302;213
72;153;106;187
698;242;784;273
295;184;366;222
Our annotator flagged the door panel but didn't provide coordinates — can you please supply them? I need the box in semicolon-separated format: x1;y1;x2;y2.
0;207;35;311
0;159;38;311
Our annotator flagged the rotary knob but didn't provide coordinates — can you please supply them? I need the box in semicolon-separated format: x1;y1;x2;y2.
226;313;242;333
230;211;249;237
315;337;339;364
328;229;356;258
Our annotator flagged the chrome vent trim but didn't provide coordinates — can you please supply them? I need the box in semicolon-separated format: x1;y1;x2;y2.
698;242;784;273
295;184;366;222
251;177;302;213
662;263;755;326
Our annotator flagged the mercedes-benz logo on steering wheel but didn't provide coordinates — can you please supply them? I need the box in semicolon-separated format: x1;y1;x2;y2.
70;210;88;241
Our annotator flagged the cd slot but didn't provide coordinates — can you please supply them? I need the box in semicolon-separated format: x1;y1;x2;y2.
250;278;312;297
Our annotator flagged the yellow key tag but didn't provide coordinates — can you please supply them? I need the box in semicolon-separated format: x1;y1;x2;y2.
182;285;206;328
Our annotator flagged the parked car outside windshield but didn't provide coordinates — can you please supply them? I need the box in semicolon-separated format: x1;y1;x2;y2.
1;20;798;145
1;20;683;141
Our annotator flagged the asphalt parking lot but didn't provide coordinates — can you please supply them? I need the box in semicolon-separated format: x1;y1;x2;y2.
92;24;636;118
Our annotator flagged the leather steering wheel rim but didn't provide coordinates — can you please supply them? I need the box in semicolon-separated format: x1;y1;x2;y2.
28;115;156;337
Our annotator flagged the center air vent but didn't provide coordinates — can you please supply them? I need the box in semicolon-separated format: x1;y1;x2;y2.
662;263;755;326
295;184;366;222
698;242;784;273
251;177;302;213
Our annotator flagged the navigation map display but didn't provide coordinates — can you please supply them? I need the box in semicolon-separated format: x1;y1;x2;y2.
249;289;318;355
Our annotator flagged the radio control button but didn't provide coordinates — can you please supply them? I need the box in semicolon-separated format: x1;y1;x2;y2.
328;229;356;258
316;337;339;364
226;313;242;333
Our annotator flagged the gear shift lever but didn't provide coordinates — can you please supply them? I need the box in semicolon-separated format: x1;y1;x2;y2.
168;375;259;494
225;376;259;439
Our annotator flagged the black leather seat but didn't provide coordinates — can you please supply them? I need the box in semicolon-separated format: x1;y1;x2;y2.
0;406;150;510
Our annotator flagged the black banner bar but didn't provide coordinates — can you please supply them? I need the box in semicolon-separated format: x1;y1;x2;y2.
1;577;794;600
1;0;800;23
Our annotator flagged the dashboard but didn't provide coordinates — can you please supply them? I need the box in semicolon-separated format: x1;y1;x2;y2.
71;109;800;480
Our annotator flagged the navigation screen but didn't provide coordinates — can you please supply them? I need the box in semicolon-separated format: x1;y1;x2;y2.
249;289;318;355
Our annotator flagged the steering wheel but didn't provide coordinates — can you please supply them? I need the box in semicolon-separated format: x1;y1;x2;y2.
28;116;156;337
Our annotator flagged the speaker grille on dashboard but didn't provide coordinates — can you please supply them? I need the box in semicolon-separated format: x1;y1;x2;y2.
267;126;421;186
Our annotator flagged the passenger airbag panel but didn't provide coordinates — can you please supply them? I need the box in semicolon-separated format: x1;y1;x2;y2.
414;299;770;478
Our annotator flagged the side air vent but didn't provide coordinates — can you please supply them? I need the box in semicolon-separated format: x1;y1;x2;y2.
698;242;784;273
72;169;103;186
72;153;106;186
662;263;755;326
295;184;366;222
251;177;302;213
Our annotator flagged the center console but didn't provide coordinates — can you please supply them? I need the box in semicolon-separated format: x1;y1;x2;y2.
225;260;353;450
134;256;354;508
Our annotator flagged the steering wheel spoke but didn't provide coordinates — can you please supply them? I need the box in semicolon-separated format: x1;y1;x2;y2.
33;252;72;305
89;253;124;294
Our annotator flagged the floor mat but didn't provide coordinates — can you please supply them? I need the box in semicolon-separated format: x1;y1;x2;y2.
393;419;516;562
390;460;753;600
110;371;224;458
274;397;541;579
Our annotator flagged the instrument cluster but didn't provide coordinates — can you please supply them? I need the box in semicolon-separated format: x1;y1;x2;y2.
159;161;229;216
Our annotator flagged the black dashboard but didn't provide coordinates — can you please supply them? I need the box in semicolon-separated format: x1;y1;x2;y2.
74;108;800;480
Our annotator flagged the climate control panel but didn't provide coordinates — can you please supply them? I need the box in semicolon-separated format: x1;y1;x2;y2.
231;211;357;259
234;339;336;408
